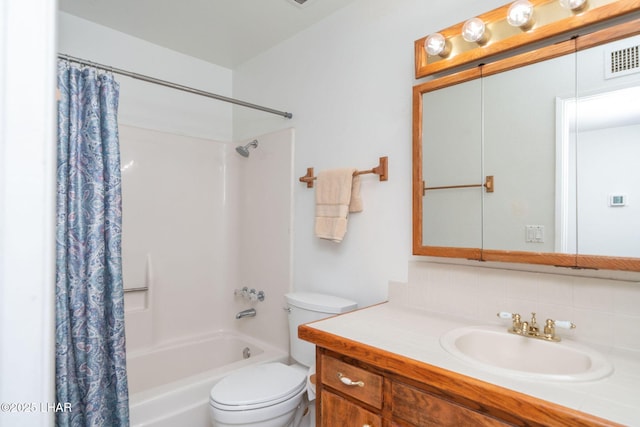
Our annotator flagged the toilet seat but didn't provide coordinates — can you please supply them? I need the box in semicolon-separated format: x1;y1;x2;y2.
209;363;306;411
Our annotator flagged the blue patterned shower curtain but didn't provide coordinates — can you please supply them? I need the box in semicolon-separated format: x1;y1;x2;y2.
55;60;129;427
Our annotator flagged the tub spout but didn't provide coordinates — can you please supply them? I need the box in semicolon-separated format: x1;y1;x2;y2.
236;308;256;319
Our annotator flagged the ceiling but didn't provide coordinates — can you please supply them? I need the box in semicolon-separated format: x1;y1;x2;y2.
58;0;358;68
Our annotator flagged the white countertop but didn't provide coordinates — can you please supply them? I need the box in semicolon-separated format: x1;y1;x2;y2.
305;302;640;426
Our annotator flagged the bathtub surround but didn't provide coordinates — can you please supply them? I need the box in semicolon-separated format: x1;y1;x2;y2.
119;126;234;351
119;125;293;352
55;61;129;426
234;128;295;351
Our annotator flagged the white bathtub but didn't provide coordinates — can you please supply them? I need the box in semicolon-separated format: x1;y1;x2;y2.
127;331;289;427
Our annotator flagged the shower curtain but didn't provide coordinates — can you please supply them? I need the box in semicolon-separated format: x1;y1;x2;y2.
55;60;129;427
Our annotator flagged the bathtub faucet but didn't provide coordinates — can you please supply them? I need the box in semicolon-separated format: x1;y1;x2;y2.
236;308;256;319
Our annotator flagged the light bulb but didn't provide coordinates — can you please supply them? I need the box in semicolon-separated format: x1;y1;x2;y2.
425;33;449;57
559;0;588;11
462;18;488;44
507;0;534;29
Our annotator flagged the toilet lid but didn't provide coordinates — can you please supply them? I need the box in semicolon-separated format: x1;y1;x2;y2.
210;363;306;410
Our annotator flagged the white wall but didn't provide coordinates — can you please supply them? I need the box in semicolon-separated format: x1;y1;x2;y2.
0;1;56;426
577;124;640;257
233;0;640;314
232;0;507;306
58;12;233;141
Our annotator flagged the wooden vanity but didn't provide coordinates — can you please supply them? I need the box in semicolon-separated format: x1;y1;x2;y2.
299;305;626;427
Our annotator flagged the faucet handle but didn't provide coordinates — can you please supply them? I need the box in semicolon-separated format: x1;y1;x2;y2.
543;319;575;342
497;312;523;333
553;319;576;329
497;311;515;319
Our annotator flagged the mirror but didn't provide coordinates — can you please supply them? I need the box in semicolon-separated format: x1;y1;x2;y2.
413;17;640;271
575;33;640;264
482;52;575;255
422;77;482;252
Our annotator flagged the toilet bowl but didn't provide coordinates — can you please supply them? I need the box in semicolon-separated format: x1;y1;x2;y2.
209;292;357;427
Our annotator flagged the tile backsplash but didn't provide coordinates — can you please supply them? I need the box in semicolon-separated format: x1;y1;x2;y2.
390;261;640;351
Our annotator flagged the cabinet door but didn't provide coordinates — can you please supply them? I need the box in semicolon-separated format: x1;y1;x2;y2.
320;391;382;427
482;52;576;254
392;382;509;427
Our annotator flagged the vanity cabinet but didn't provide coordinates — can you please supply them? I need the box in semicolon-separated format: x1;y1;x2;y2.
301;324;620;427
317;350;509;427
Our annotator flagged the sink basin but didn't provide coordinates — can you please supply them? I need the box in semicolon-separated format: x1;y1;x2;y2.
440;326;613;382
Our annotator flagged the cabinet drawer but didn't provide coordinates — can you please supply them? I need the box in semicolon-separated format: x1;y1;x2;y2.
320;354;383;409
392;382;510;426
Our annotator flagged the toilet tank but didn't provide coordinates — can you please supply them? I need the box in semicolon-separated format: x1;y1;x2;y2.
285;292;357;368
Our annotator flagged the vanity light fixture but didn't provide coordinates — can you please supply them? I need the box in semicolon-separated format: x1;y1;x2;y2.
415;0;635;78
558;0;588;12
424;33;450;57
462;17;490;45
507;0;535;30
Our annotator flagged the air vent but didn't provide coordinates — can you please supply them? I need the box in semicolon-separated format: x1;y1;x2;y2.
605;44;640;79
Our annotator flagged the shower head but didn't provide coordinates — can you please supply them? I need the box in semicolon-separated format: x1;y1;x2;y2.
235;140;258;158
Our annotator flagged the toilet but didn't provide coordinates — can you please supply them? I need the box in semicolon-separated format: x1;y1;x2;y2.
209;292;358;427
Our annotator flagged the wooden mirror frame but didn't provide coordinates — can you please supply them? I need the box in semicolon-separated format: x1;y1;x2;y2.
412;15;640;272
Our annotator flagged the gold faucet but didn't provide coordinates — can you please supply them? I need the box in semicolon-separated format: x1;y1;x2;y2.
497;312;576;342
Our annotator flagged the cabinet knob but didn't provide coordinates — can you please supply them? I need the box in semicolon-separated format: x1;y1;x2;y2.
337;372;365;387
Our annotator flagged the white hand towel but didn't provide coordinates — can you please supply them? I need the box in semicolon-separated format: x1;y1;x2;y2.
314;168;357;242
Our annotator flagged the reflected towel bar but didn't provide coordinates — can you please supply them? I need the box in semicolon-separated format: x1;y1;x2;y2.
423;175;494;195
299;156;388;188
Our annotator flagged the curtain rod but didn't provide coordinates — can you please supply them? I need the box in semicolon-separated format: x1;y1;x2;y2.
57;53;293;119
